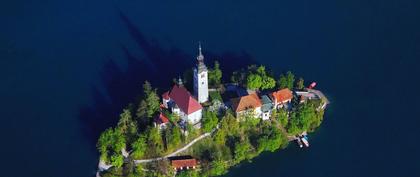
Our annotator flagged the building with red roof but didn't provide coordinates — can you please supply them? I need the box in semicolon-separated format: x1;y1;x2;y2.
154;113;170;130
271;88;293;108
171;158;198;171
162;82;203;124
231;93;263;118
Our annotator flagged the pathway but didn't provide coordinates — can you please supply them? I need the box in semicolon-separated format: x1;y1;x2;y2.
134;127;218;164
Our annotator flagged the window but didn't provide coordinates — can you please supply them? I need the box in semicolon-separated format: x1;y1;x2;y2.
201;74;205;78
201;82;204;85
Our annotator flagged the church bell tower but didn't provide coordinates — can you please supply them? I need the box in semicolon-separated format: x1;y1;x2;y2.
193;43;209;103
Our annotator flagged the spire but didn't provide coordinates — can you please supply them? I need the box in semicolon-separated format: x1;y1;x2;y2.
199;42;203;56
177;76;183;86
197;42;204;62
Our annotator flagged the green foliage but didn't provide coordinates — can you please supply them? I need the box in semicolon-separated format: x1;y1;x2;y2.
278;74;288;89
246;74;262;90
166;126;182;150
202;110;219;133
261;75;276;90
209;159;228;176
117;109;137;143
97;127;126;164
209;91;222;102
278;71;295;89
176;170;199;177
136;81;160;119
131;135;147;159
147;127;163;155
220;112;239;136
246;65;276;90
97;128;114;162
214;129;226;146
208;61;223;87
286;100;321;135
277;108;289;127
110;153;124;168
296;77;305;90
234;138;252;163
256;124;288;153
286;71;295;89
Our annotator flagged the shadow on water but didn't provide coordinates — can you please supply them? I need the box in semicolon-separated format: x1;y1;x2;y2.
78;10;258;153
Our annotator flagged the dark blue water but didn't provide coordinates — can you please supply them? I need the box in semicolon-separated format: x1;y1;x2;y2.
1;0;420;177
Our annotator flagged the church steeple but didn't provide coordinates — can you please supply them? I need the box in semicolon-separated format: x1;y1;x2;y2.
193;42;209;103
197;42;204;62
177;76;183;87
196;42;207;73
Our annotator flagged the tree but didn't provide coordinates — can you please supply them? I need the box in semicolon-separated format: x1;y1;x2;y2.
167;126;182;149
147;127;163;155
136;100;148;119
278;74;288;89
296;77;305;90
234;138;252;163
136;81;160;119
110;153;124;168
97;128;114;162
214;129;226;146
277;108;289;127
176;170;198;177
117;109;137;141
261;76;276;90
202;110;219;133
131;135;147;159
246;74;262;90
286;71;295;89
221;112;239;136
208;61;222;87
97;128;126;165
210;159;228;176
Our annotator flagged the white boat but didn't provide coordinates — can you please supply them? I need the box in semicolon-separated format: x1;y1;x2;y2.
301;136;310;147
296;138;303;148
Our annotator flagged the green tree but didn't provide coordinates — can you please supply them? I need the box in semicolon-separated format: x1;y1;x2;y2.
131;135;147;159
202;110;219;132
234;138;252;163
278;74;288;89
110;153;124;168
117;109;137;142
286;71;295;89
176;170;198;177
167;126;182;149
137;81;160;119
97;128;114;162
261;75;276;90
296;77;305;90
246;74;262;90
210;159;228;176
147;127;163;155
214;129;226;146
208;61;222;87
221;112;239;136
277;108;289;127
113;129;126;153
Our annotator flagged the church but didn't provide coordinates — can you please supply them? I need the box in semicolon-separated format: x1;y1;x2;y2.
161;44;209;125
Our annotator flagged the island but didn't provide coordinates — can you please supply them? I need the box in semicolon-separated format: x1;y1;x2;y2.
96;44;329;177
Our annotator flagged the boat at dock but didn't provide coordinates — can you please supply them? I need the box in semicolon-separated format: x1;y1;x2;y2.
296;138;303;148
301;135;310;147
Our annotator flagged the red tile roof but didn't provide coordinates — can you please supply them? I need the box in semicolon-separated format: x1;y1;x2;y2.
155;113;169;124
168;85;202;114
162;91;170;100
231;93;262;112
272;88;293;103
171;158;197;169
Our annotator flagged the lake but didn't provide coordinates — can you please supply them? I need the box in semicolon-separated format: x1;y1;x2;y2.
1;0;419;176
